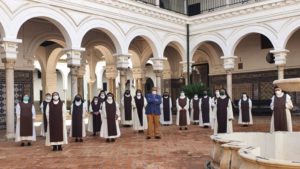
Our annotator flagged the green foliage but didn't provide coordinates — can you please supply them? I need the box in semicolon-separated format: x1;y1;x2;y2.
182;83;209;99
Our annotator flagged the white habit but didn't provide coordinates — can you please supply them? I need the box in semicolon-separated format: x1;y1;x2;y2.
238;98;253;125
212;96;234;135
100;102;121;139
160;97;172;125
132;96;148;130
176;97;190;126
69;101;87;138
15;103;36;142
199;96;213;127
270;93;293;132
45;101;68;146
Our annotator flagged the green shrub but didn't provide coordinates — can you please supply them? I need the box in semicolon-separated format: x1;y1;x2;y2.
182;83;209;99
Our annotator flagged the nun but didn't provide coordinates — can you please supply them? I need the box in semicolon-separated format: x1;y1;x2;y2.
212;89;234;134
160;91;172;126
270;86;293;132
70;94;87;142
176;91;190;130
238;93;253;126
199;90;213;128
88;96;102;136
190;94;200;125
15;94;36;146
45;92;68;151
132;89;148;132
121;90;133;127
40;93;52;137
100;93;121;143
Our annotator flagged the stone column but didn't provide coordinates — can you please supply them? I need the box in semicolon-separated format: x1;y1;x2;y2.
65;49;83;99
88;80;95;102
0;39;21;139
132;67;144;92
115;53;130;100
77;67;85;97
106;65;118;96
271;49;289;80
221;56;237;99
151;58;166;94
155;0;160;6
180;61;194;85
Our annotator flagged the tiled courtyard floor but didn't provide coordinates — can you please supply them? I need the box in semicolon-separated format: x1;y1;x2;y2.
1;115;300;169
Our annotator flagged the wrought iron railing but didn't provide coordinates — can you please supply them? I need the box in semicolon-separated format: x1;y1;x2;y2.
136;0;266;15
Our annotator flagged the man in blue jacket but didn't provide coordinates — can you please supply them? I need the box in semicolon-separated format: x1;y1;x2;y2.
146;87;162;139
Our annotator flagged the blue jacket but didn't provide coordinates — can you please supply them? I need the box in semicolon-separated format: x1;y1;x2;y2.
146;93;162;115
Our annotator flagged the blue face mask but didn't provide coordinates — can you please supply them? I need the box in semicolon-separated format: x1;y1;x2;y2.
23;96;29;102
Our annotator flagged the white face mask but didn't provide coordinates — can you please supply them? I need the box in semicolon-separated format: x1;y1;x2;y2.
53;95;59;101
215;91;220;97
100;94;105;98
46;96;52;102
275;90;282;96
152;91;157;95
194;95;198;99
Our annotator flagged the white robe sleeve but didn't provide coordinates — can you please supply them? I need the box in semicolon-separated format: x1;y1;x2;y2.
116;103;121;120
270;96;275;111
16;103;21;119
32;105;36;119
286;94;293;110
228;99;234;120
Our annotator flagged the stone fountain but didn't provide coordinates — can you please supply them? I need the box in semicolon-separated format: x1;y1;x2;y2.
209;78;300;169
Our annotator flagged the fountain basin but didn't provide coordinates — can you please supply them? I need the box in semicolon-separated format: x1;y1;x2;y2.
210;132;300;169
273;78;300;92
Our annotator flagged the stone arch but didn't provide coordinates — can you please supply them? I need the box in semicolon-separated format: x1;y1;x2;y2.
10;5;75;48
0;1;10;37
162;34;186;61
227;25;278;56
26;33;66;59
125;26;161;59
77;18;125;54
279;17;300;49
190;34;226;58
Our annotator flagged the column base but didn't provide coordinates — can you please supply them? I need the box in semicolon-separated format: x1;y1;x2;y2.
6;133;15;140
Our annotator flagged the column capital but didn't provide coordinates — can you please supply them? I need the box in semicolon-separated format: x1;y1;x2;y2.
114;53;131;69
270;49;289;66
151;57;166;71
180;61;194;74
220;55;237;70
0;38;21;60
154;70;163;77
132;67;145;79
1;58;16;69
105;65;118;79
64;48;85;67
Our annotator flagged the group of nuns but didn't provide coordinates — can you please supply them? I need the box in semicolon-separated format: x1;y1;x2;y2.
14;85;293;150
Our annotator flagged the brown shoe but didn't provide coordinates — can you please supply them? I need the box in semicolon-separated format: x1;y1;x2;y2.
155;136;161;139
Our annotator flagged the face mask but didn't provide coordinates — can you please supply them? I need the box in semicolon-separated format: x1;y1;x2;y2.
152;91;157;95
220;91;225;96
46;96;52;101
275;90;282;96
194;95;198;99
23;96;29;102
215;91;220;97
94;99;98;103
53;95;59;101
